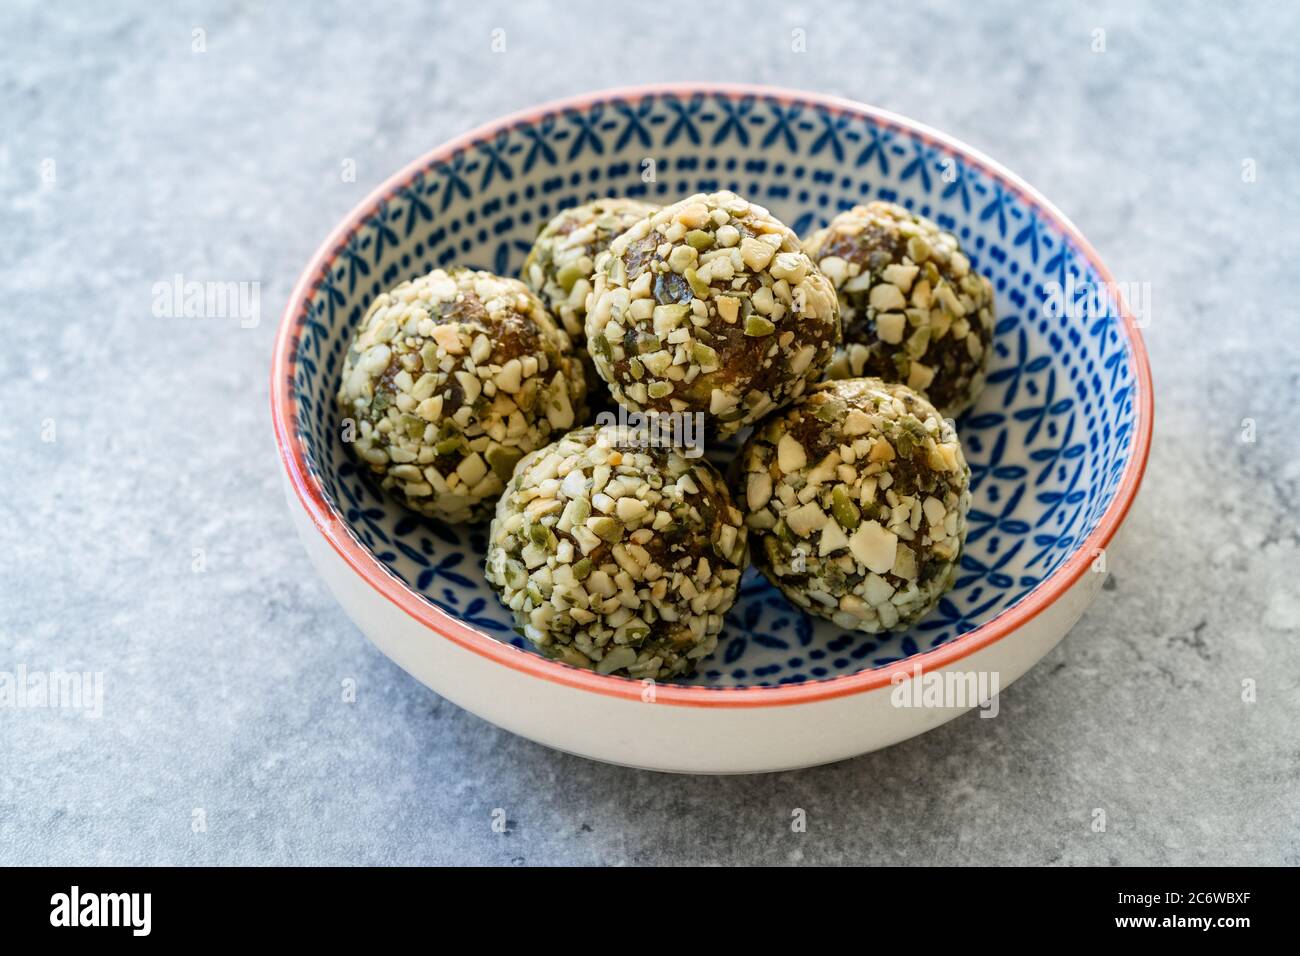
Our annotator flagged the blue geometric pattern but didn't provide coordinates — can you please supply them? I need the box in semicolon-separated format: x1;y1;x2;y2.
286;91;1140;688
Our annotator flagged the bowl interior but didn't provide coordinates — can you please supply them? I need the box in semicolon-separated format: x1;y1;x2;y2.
286;89;1141;688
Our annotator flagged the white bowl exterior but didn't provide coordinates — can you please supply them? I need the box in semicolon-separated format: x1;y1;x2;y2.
288;476;1109;773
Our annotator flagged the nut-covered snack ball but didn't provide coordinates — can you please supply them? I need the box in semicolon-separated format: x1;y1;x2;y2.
521;197;659;350
803;202;995;417
485;426;748;679
586;191;840;438
738;378;970;633
337;267;586;524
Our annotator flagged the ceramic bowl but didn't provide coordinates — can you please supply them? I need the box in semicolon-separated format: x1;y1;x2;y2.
272;84;1152;773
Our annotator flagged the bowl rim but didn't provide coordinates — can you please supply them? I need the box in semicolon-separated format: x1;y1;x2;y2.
271;82;1153;710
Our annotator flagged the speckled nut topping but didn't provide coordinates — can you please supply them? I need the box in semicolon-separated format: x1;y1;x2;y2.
585;191;840;439
337;267;586;524
738;377;970;633
485;425;748;679
803;201;996;417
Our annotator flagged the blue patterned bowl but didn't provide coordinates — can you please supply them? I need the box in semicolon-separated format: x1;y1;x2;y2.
273;84;1152;772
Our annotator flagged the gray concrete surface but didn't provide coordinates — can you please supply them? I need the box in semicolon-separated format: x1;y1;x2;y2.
1;0;1296;865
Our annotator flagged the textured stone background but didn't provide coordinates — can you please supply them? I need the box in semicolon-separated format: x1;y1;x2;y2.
2;0;1296;865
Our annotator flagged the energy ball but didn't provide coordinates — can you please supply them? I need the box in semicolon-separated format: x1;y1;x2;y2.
485;425;748;679
586;191;840;439
337;267;586;524
521;198;659;400
738;377;970;633
803;201;996;417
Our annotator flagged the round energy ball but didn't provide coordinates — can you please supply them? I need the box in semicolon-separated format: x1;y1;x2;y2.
586;191;840;439
738;377;970;633
485;425;748;679
803;201;996;417
337;267;586;524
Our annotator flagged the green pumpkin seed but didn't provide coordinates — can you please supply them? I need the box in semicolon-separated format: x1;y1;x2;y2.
589;516;624;543
529;523;555;549
568;496;591;525
685;230;715;251
487;445;524;481
691;342;719;369
815;397;847;422
399;415;423;439
635;331;663;353
831;485;861;529
684;267;711;299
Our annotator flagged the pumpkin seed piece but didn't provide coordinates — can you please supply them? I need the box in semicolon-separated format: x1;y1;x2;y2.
831;485;861;529
684;267;711;299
